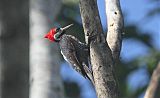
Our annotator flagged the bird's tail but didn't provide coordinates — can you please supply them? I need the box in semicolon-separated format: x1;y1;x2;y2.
83;63;95;86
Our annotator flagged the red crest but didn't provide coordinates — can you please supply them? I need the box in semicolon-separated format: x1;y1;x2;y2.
44;28;56;42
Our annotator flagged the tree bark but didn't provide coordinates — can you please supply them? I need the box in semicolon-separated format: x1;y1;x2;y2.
79;0;119;98
105;0;124;63
29;0;64;98
0;0;29;98
144;62;160;98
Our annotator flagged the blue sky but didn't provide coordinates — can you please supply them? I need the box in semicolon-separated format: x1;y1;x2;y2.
61;0;160;98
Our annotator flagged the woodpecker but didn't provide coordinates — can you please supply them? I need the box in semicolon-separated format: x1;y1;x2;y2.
44;24;94;84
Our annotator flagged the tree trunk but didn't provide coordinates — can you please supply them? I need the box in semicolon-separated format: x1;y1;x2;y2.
0;0;29;98
29;0;64;98
79;0;120;98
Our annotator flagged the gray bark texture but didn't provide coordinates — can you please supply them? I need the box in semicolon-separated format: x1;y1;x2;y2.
29;0;64;98
0;0;29;98
105;0;124;63
144;62;160;98
79;0;123;98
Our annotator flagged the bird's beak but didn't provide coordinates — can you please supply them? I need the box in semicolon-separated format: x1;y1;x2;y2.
61;24;73;31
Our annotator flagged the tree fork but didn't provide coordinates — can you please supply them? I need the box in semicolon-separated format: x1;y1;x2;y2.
79;0;119;98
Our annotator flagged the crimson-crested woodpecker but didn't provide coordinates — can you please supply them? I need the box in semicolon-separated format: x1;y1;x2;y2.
44;24;94;84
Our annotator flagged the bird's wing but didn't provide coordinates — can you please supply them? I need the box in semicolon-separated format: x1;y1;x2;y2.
68;40;94;81
83;63;94;85
61;41;86;77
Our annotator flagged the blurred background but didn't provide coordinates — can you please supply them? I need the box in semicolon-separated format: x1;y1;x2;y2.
0;0;159;98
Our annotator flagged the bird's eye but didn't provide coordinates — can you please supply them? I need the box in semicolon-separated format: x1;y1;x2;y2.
56;28;60;32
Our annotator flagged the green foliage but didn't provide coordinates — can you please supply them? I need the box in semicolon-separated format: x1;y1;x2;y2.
117;24;160;98
63;81;80;98
146;7;160;17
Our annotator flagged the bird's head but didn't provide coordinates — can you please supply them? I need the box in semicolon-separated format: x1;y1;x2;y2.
44;24;73;42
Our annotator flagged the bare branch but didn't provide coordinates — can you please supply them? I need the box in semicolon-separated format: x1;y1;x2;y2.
144;62;160;98
105;0;124;62
79;0;119;98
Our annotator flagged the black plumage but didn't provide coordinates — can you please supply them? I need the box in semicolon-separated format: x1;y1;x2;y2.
59;34;94;83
